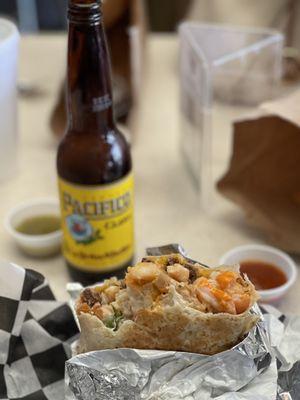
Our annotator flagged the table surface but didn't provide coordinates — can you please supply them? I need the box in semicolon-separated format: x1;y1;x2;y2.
1;33;299;314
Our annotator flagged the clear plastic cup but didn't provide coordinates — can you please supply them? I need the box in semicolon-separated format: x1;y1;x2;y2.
0;18;19;181
179;22;283;209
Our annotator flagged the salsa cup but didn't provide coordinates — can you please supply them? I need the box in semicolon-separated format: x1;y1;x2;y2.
219;244;297;304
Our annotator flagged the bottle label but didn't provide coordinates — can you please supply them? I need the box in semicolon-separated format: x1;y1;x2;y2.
58;173;134;272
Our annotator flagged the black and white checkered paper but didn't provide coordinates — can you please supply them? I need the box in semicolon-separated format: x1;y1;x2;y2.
0;262;78;400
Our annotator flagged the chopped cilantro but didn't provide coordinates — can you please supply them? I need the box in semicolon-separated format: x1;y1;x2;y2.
103;307;123;331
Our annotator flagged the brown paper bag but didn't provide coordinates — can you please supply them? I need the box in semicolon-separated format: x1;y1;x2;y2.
217;90;300;253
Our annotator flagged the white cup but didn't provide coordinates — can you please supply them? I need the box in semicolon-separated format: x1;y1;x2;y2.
0;18;19;180
219;244;298;304
4;198;62;257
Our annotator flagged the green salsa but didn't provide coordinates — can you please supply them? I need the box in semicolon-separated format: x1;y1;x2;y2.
16;215;61;235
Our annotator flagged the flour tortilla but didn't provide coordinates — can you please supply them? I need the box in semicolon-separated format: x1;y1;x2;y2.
77;258;259;355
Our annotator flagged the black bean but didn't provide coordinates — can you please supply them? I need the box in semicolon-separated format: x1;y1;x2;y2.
81;288;101;307
185;265;197;283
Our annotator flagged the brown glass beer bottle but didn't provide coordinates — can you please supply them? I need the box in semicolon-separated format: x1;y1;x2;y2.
57;0;134;285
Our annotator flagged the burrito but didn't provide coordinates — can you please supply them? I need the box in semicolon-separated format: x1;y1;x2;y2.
76;254;259;355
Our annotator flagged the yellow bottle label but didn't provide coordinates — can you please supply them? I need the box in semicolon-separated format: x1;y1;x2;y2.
58;173;134;272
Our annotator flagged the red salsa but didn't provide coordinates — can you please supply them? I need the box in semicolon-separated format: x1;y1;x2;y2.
240;260;287;290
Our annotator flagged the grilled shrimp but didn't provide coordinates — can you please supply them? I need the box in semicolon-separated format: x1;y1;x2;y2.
195;277;236;314
167;263;189;282
126;262;160;285
217;271;251;314
194;272;251;315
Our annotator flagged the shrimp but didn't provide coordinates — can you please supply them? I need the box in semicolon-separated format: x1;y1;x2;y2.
167;263;189;282
194;273;251;315
216;271;251;314
216;271;236;289
231;293;251;314
125;262;160;286
196;284;221;311
195;277;236;314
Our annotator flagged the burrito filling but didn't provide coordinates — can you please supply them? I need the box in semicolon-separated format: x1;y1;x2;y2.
77;254;255;332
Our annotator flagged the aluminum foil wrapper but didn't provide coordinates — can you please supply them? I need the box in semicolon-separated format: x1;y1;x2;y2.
66;244;300;399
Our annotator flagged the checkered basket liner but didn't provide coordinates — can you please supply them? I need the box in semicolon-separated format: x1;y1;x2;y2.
0;262;78;400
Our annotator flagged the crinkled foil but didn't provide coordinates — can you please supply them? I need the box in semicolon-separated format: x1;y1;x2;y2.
66;244;300;399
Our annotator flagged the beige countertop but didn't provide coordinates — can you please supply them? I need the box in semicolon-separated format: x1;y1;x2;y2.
1;33;299;314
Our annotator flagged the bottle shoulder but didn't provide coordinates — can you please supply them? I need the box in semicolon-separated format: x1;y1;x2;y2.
57;127;132;185
57;127;130;150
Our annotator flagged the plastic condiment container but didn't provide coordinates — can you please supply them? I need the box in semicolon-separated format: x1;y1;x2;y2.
179;22;283;210
4;198;62;257
219;244;297;304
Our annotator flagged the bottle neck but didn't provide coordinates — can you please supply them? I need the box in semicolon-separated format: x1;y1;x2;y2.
67;2;114;133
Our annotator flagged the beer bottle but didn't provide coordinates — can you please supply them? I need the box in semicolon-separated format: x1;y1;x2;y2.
57;0;134;284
